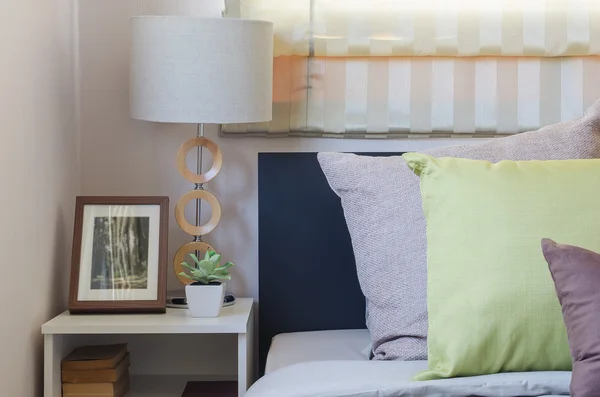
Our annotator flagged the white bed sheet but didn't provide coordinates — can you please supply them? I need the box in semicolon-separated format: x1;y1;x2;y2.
250;361;571;397
265;329;371;373
260;330;570;397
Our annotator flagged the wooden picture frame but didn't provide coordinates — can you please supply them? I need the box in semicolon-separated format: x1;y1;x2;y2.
68;196;169;314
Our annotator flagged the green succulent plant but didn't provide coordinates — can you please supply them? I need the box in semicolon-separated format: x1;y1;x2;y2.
179;250;235;285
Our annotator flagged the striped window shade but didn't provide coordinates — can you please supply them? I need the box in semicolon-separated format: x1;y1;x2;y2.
221;0;600;138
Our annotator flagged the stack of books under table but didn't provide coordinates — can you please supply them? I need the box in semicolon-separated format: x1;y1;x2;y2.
61;344;130;397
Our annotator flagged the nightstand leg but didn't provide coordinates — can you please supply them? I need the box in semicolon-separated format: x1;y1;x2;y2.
237;333;248;397
238;312;254;397
44;334;66;397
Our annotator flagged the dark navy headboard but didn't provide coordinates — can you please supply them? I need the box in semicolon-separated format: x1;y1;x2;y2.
258;152;401;374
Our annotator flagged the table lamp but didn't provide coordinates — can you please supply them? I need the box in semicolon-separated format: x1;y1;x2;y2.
129;16;273;284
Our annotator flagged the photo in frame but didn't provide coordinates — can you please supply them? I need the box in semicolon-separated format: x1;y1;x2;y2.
68;197;169;313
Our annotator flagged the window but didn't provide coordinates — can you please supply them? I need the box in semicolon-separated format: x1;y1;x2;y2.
223;0;600;138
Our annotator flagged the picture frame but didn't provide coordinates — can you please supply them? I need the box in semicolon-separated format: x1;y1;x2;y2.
68;196;169;314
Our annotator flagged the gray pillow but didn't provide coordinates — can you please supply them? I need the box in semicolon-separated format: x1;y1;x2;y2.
317;99;600;361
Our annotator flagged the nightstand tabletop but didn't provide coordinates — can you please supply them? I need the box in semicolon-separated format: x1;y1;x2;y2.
42;297;253;335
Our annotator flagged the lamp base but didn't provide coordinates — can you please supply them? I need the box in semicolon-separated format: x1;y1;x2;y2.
173;134;224;287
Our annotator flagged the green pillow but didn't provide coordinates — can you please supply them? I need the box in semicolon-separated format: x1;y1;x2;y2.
403;153;600;381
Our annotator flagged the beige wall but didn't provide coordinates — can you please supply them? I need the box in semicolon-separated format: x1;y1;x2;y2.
0;0;78;395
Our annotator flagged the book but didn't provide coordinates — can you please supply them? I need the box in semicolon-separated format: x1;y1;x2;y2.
181;381;237;397
62;371;129;397
62;344;128;371
62;353;130;383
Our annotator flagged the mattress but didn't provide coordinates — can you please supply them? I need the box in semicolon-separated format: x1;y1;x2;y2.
265;329;371;373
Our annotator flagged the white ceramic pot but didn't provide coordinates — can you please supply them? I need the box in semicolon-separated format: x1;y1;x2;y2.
185;282;225;318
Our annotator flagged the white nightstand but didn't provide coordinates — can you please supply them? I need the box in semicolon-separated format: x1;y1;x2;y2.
41;298;254;397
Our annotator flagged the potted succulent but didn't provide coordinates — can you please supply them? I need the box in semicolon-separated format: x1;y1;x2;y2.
179;250;235;318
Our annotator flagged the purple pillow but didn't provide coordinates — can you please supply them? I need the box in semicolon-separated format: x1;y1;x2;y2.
541;238;600;397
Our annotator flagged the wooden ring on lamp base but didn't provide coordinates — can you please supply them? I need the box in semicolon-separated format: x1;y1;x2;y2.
177;137;223;184
175;190;222;236
174;241;215;285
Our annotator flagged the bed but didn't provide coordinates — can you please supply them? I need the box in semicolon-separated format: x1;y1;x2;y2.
253;152;571;397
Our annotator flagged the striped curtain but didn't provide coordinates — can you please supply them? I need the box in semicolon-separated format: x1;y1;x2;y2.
222;0;600;138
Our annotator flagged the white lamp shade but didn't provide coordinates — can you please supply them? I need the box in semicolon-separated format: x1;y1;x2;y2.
130;17;273;124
